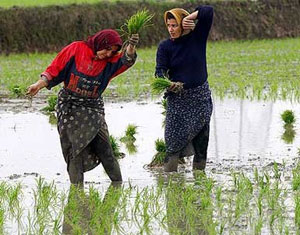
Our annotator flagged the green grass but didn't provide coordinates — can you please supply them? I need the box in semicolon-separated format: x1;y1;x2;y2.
1;37;300;101
0;0;249;8
0;0;112;8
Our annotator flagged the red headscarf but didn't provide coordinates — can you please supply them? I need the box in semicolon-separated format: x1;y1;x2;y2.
85;29;123;54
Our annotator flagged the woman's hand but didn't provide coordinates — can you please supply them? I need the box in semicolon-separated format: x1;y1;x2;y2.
182;17;195;31
26;79;48;96
128;34;139;46
168;81;184;93
126;34;139;56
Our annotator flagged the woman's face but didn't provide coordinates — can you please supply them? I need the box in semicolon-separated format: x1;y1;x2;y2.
167;18;181;39
96;45;119;60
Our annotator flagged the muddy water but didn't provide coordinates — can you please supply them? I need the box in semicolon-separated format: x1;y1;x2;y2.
1;97;299;185
1;97;300;233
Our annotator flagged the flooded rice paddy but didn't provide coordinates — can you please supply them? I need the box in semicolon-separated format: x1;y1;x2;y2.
1;96;300;234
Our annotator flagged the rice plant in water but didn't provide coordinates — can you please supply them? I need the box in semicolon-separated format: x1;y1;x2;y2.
120;124;138;143
109;135;125;159
119;9;154;37
148;138;166;167
120;124;138;154
9;84;26;97
42;95;57;112
281;110;296;125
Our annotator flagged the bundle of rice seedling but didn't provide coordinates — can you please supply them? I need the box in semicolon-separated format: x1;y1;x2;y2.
109;135;125;159
120;124;138;143
119;9;154;37
148;138;166;167
151;78;171;94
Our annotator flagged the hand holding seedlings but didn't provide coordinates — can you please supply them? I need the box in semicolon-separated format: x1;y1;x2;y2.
168;81;184;93
128;34;139;46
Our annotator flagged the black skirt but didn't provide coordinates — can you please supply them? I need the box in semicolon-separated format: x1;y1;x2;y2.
56;88;107;172
165;81;213;154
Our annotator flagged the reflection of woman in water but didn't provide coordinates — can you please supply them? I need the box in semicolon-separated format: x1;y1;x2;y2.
155;6;214;172
62;182;122;234
27;30;139;186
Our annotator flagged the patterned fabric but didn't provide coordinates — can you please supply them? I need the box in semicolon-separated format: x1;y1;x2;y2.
165;81;213;154
57;88;107;172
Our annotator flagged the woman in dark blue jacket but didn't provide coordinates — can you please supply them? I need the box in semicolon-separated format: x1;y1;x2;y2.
155;6;214;172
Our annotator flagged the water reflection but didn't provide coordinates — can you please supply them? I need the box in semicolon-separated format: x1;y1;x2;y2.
282;124;296;144
62;182;122;234
158;173;209;235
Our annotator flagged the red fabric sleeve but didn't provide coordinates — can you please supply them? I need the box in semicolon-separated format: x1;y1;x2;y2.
41;42;78;81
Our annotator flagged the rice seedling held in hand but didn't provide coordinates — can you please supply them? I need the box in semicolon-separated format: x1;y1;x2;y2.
119;9;154;38
151;78;184;95
151;78;171;95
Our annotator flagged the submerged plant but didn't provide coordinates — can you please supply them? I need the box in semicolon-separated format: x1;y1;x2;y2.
119;9;154;37
148;138;166;167
281;110;296;125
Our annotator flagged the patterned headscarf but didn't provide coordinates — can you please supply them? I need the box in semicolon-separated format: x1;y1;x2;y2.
85;29;123;54
164;8;190;30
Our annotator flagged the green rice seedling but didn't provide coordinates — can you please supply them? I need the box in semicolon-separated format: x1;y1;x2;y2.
281;110;296;125
272;162;281;179
292;163;300;191
0;206;4;234
148;138;166;167
295;193;300;227
151;78;171;94
42;95;57;112
7;183;22;219
9;84;26;97
119;9;154;38
120;124;138;154
120;124;138;143
109;135;125;159
48;112;57;125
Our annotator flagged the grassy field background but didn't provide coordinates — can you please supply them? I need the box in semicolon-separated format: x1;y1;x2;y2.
0;37;299;101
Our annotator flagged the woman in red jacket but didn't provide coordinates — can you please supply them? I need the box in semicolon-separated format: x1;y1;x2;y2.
27;29;138;186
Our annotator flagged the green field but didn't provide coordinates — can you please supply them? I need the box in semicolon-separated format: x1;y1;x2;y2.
0;0;253;8
0;37;299;101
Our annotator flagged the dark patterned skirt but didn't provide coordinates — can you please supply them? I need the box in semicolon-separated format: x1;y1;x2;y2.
165;81;213;154
56;88;107;172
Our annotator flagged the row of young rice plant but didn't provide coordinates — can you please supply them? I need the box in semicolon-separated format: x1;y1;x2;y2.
0;37;299;101
0;0;251;8
1;161;300;234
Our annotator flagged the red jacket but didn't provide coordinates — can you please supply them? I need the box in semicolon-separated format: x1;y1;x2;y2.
41;41;135;98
